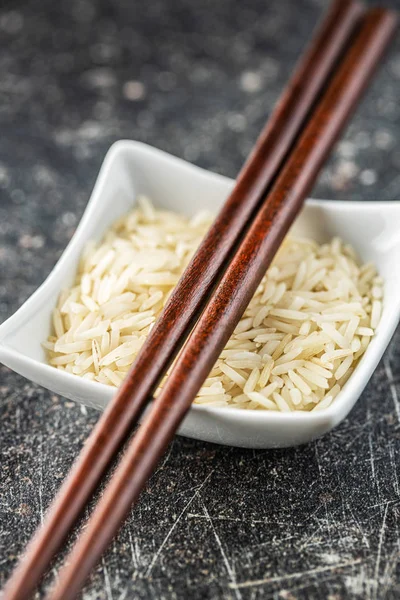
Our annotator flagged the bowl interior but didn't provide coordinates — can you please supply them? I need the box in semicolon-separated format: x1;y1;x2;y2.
0;141;399;429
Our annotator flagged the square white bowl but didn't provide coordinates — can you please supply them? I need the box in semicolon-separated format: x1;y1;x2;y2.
0;140;399;448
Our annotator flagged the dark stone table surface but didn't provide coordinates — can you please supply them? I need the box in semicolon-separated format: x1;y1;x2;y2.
1;0;400;598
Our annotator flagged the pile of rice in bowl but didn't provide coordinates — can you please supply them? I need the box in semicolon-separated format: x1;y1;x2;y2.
45;196;383;412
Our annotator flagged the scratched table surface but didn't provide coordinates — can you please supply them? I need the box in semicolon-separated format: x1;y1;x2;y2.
1;0;400;598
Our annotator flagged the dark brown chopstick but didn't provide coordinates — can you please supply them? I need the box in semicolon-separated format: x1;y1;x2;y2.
2;3;363;600
43;8;397;600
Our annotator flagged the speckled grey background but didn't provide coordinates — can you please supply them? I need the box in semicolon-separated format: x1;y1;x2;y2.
1;0;400;598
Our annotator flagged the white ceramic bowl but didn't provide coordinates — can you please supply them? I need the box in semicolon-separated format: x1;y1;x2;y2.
0;141;399;448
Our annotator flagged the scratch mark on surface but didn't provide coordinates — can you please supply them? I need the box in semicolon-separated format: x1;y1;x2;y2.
314;442;333;551
347;418;385;461
201;499;242;600
344;426;368;451
368;409;376;482
384;357;400;423
128;529;141;575
349;508;370;550
250;534;298;551
128;530;138;570
368;500;397;510
280;574;341;597
297;520;325;552
334;461;370;549
300;503;324;525
102;556;114;600
373;501;389;600
389;442;400;499
15;407;21;433
187;513;269;524
230;559;362;589
145;469;214;577
153;440;174;478
37;434;44;525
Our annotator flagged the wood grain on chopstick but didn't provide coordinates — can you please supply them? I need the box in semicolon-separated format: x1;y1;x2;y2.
46;8;397;600
2;3;363;600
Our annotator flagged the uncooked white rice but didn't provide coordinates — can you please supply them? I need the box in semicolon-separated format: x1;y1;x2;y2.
45;196;383;412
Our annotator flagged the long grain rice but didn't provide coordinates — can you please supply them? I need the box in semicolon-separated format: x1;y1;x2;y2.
45;196;382;412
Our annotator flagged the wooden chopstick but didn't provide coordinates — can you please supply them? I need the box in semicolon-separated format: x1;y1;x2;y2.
43;7;397;600
2;3;363;600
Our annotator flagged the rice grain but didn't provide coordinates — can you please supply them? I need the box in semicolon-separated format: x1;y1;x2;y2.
45;197;382;413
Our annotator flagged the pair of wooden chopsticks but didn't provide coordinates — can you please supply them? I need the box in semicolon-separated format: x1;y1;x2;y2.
3;2;397;599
